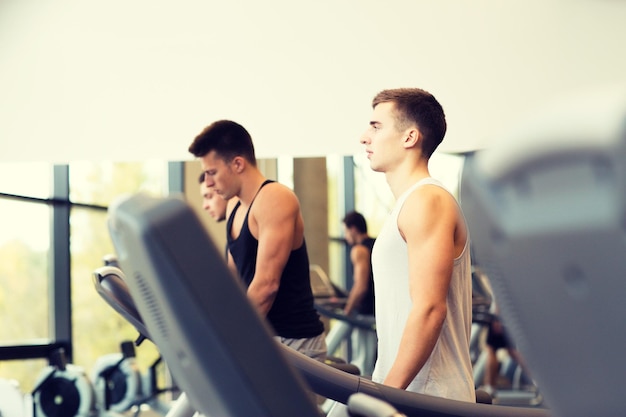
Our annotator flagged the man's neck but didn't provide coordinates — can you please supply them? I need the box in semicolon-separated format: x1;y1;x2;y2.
237;169;268;206
385;162;430;199
355;234;370;245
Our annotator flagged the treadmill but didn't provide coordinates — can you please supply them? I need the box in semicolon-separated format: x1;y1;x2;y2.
99;192;551;417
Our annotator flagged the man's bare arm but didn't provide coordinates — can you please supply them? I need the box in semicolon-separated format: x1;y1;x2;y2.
247;185;301;316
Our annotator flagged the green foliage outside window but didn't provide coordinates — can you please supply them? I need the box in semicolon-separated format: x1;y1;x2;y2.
0;161;167;395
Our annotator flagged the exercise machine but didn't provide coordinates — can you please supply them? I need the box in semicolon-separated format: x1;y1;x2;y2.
31;348;96;417
90;341;143;414
96;256;180;415
92;266;191;417
103;191;552;417
311;264;376;377
461;84;626;417
468;266;543;407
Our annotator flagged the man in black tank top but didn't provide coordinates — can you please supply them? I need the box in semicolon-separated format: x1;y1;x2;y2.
326;211;377;376
188;120;326;360
341;211;375;317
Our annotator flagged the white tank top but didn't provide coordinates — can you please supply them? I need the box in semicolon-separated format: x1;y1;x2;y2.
371;177;475;402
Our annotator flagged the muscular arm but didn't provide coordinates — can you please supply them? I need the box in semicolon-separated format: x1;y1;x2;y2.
344;244;371;315
247;185;302;316
382;186;456;389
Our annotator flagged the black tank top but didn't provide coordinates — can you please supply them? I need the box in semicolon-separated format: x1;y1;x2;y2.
357;237;376;316
226;180;324;338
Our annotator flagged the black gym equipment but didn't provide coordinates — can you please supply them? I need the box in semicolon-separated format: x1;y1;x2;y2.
311;267;376;333
315;303;376;333
90;341;142;414
310;264;368;376
102;192;551;417
0;341;81;417
31;348;95;417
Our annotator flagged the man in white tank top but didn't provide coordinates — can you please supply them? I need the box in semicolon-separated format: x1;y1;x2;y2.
361;88;475;402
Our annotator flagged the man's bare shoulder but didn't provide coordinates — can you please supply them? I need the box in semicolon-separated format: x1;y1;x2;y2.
352;243;370;254
351;244;371;261
398;184;458;235
405;183;456;211
253;182;300;217
258;181;298;201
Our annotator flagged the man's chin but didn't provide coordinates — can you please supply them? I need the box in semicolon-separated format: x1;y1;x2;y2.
369;163;383;173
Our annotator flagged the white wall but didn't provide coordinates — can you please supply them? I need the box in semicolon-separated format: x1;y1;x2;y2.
1;0;625;162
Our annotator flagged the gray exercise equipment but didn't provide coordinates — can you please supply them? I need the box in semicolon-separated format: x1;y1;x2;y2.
460;84;626;417
103;192;552;417
93;265;179;417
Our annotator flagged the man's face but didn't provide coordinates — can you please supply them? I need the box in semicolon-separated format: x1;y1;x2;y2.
200;150;237;200
360;101;405;172
200;182;227;222
342;224;357;246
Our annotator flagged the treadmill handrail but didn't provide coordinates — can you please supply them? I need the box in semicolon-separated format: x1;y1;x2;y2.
93;264;551;417
282;345;551;417
314;302;376;331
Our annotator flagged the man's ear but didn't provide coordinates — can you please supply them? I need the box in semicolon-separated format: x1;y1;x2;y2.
402;128;421;149
231;156;246;173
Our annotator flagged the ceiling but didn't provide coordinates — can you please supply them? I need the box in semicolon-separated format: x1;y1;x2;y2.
1;0;625;162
